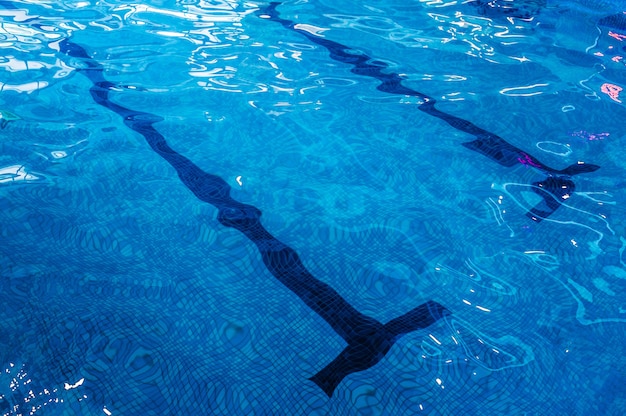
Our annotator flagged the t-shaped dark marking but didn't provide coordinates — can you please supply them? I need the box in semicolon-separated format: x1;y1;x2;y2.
1;10;451;395
258;2;600;222
526;176;576;222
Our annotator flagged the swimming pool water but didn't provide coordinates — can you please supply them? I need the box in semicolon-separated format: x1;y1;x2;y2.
1;0;625;414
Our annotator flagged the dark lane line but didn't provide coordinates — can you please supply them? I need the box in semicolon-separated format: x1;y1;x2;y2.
258;2;600;221
0;1;450;398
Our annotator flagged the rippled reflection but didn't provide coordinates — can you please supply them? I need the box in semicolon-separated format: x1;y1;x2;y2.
0;361;64;415
0;164;41;184
415;316;535;371
0;0;624;413
0;16;72;92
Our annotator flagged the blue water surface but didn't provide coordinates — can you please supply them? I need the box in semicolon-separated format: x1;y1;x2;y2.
1;0;625;414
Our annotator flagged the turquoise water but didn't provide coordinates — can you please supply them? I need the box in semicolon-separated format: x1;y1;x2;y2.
1;0;625;414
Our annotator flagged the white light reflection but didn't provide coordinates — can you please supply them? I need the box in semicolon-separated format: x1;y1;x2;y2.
509;55;530;62
112;3;248;24
293;23;328;37
535;141;572;157
435;378;445;389
0;361;82;415
0;21;64;40
486;195;514;237
0;18;74;91
493;181;614;260
63;378;84;390
577;191;615;205
499;83;549;96
33;138;88;161
0;165;41;184
0;80;49;93
154;30;186;38
51;151;67;159
428;334;442;345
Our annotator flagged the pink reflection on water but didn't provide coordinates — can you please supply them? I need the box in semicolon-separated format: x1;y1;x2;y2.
517;153;541;168
571;130;610;141
608;31;626;42
601;83;623;103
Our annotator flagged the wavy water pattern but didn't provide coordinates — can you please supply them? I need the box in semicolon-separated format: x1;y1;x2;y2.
1;1;626;415
0;16;72;93
0;0;458;399
258;2;600;223
57;34;452;397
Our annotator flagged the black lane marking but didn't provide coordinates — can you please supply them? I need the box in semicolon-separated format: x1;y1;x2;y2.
598;12;626;31
0;1;451;398
258;2;600;222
